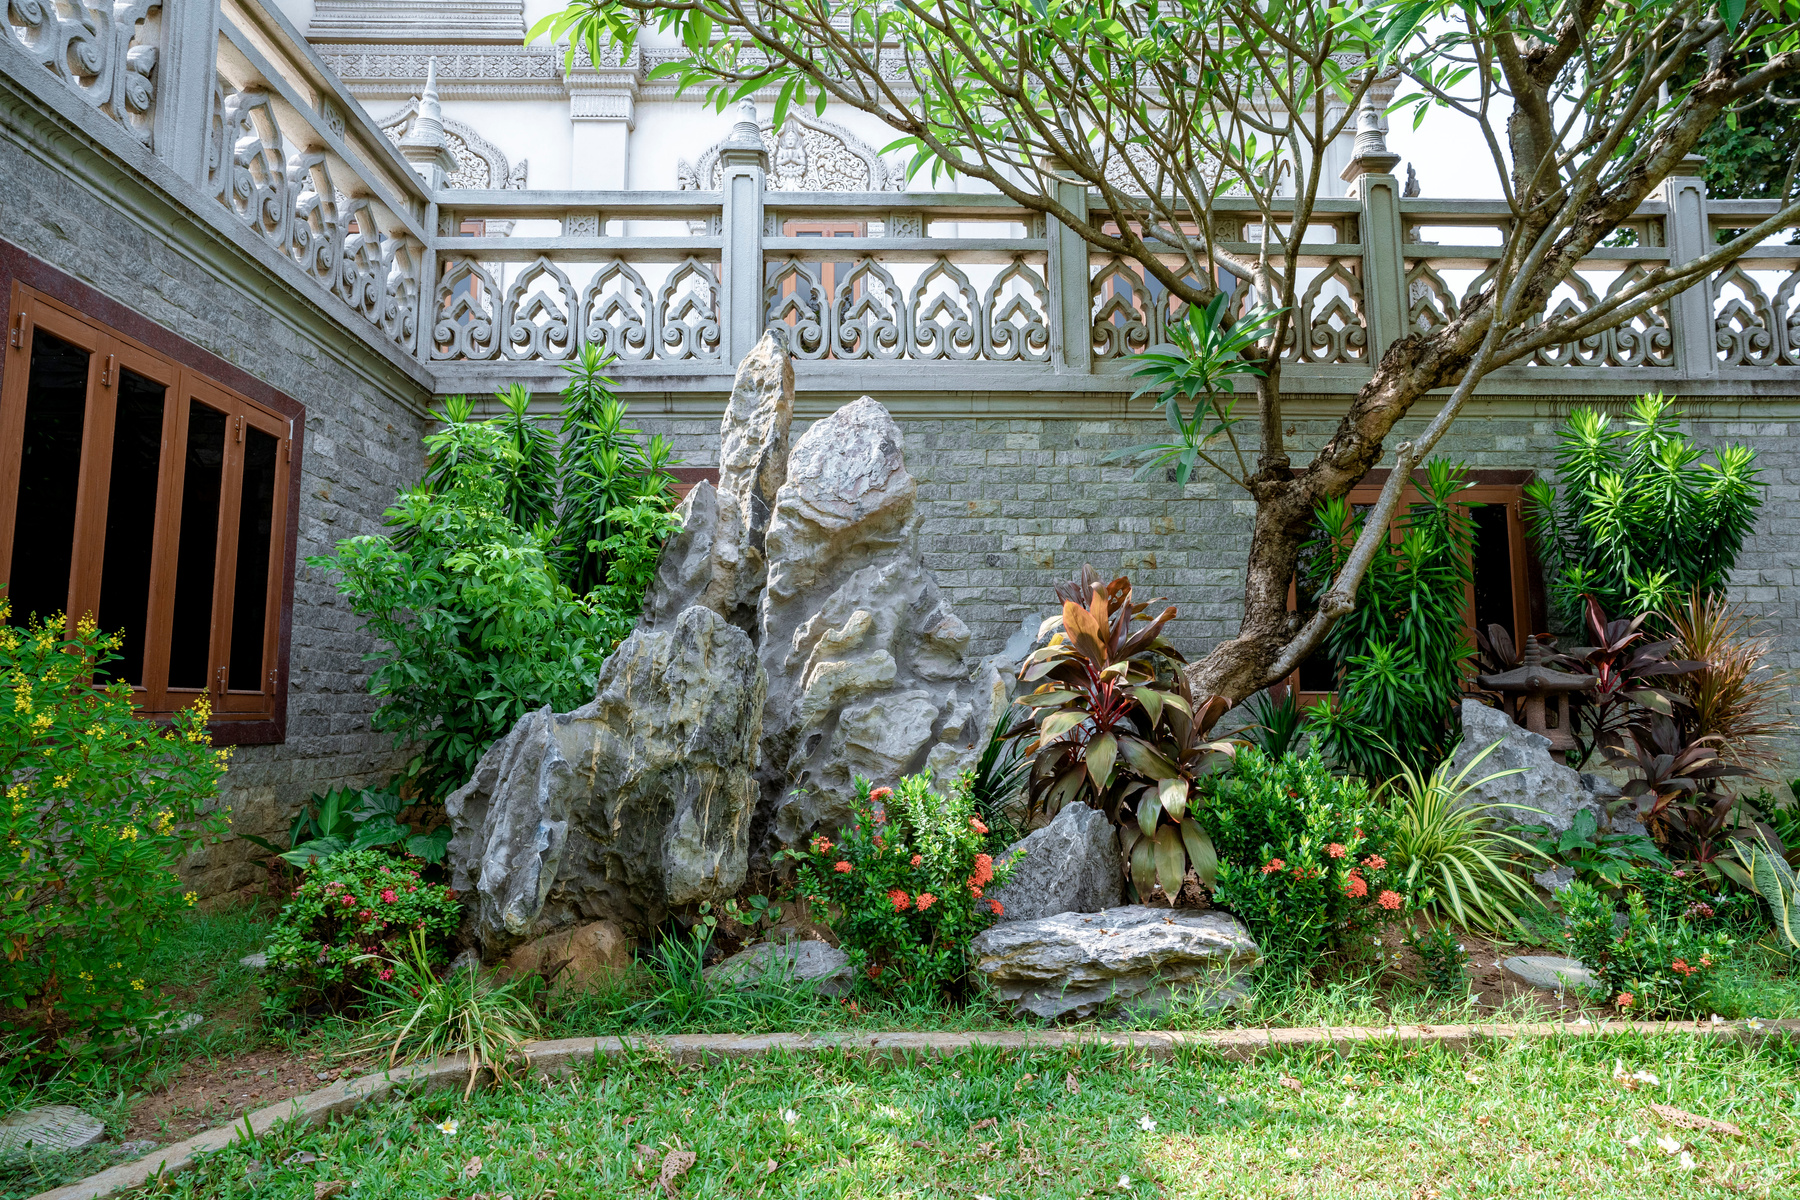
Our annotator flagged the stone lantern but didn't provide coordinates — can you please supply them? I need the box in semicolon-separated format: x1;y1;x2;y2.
1476;638;1596;755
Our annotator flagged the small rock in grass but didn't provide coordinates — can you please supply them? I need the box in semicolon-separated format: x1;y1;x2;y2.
113;1140;158;1158
0;1106;105;1156
1501;955;1597;992
239;952;268;970
704;938;852;998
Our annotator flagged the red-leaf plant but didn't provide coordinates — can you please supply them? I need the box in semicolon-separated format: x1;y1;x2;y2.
1607;711;1751;880
1566;595;1702;766
1011;566;1236;902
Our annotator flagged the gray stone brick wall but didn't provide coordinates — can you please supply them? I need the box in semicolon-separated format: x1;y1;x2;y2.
637;399;1800;775
0;134;430;900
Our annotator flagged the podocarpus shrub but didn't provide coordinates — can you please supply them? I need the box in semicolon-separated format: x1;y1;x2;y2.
262;849;462;1010
0;605;230;1045
1561;880;1733;1016
789;773;1020;1002
1197;748;1411;982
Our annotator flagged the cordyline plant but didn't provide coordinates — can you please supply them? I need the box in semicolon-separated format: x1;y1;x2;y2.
1011;568;1235;900
535;0;1800;706
1564;594;1703;765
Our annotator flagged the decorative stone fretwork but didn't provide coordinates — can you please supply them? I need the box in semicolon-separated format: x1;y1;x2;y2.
2;0;161;145
680;116;906;192
432;256;721;362
1713;263;1800;368
376;99;526;190
207;79;424;354
762;255;1050;363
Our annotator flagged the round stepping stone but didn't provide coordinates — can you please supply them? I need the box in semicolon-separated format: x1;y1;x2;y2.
1502;955;1597;992
0;1105;105;1156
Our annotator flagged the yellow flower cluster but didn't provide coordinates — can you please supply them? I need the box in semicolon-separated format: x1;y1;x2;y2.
154;811;175;835
130;978;145;991
184;891;198;906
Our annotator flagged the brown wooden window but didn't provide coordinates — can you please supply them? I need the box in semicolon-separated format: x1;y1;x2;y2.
1287;469;1544;706
0;284;294;731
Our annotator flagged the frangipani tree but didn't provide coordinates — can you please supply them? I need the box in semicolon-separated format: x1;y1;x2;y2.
535;0;1800;704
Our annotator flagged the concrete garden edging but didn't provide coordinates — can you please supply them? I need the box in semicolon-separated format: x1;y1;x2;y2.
32;1017;1799;1200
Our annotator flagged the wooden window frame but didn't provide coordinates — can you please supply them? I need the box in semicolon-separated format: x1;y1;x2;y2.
0;238;304;746
1283;468;1547;708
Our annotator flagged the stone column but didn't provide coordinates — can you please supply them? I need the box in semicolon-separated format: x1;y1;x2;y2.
718;100;769;363
1662;153;1716;380
566;42;641;190
153;0;221;186
1341;91;1406;360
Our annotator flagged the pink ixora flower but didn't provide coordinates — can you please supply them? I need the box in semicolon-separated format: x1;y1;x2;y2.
915;893;937;912
1362;854;1387;871
378;968;394;982
339;894;358;907
380;889;398;904
1376;890;1403;911
834;861;854;874
870;787;894;802
987;898;1004;916
910;854;923;867
357;908;374;920
1260;859;1286;875
1327;843;1348;859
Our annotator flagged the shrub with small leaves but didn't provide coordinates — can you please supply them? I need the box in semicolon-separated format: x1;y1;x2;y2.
1403;924;1470;997
0;603;230;1045
1561;880;1733;1016
262;849;462;1010
788;773;1020;1002
1199;747;1411;982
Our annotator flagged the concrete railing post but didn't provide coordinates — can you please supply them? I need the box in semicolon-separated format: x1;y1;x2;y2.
1341;91;1407;359
718;100;769;364
1047;172;1092;374
153;0;221;186
1663;154;1716;380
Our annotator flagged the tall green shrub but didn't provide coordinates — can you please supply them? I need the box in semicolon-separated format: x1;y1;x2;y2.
0;605;229;1044
1302;460;1475;780
312;360;679;799
1525;393;1764;627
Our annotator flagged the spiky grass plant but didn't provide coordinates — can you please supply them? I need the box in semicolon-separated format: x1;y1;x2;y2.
1385;740;1547;932
1664;589;1793;773
357;932;540;1098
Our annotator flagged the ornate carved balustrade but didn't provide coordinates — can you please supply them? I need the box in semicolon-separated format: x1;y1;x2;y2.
4;0;1799;397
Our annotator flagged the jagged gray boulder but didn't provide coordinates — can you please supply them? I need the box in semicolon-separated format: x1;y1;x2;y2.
447;606;766;953
1452;699;1629;836
986;802;1123;922
704;938;853;998
756;397;1005;855
969;907;1259;1020
642;329;793;636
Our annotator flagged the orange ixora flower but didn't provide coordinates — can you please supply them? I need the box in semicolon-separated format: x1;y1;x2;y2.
834;861;853;873
1327;843;1348;859
811;836;833;854
915;892;937;912
969;853;995;890
887;888;912;912
1376;890;1403;911
1362;854;1387;871
869;787;894;802
969;817;989;835
1617;991;1636;1010
987;898;1004;916
1343;874;1368;900
1261;859;1286;875
910;854;923;867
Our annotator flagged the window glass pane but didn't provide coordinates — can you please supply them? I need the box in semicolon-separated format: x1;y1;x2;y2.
228;427;278;692
7;330;89;628
167;400;226;690
1470;502;1515;647
96;368;166;685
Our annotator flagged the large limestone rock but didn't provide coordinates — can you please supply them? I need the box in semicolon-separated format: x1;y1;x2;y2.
642;329;794;635
1451;699;1631;837
503;919;633;986
447;606;766;953
969;907;1259;1020
756;397;1002;853
986;802;1123;922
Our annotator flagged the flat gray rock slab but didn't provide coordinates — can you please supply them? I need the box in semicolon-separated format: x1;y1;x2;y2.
1502;955;1597;992
238;952;267;970
705;939;853;999
969;906;1260;1021
0;1105;105;1156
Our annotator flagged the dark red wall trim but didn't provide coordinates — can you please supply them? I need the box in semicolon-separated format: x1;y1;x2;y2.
0;237;303;747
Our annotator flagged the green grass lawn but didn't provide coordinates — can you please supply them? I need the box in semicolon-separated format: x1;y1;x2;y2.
139;1030;1799;1200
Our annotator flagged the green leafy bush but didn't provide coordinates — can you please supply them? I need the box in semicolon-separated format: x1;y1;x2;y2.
1302;460;1476;780
1197;748;1411;982
0;606;229;1045
262;849;462;1010
242;783;450;868
1513;808;1667;888
789;773;1020;1002
1525;393;1764;627
1561;881;1734;1016
311;363;678;798
1403;924;1470;997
